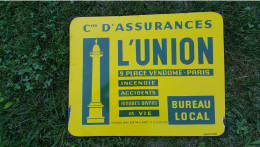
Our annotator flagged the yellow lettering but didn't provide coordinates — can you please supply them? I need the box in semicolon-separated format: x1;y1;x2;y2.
186;101;191;108
193;101;197;108
175;112;180;120
205;112;210;120
121;91;126;95
119;71;124;76
190;112;195;120
172;101;177;108
129;111;134;115
179;101;184;108
204;100;211;108
181;112;187;120
198;100;204;108
206;70;209;75
196;112;203;120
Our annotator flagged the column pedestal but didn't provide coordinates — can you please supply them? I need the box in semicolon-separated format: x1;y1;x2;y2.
87;102;104;123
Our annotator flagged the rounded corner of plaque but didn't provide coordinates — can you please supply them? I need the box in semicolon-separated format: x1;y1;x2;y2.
69;17;82;30
217;127;226;137
211;11;224;22
68;125;81;137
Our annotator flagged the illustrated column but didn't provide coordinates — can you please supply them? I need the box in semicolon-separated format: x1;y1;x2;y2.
87;39;105;123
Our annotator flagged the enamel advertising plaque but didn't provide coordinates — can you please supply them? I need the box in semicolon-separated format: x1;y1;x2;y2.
68;12;225;136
